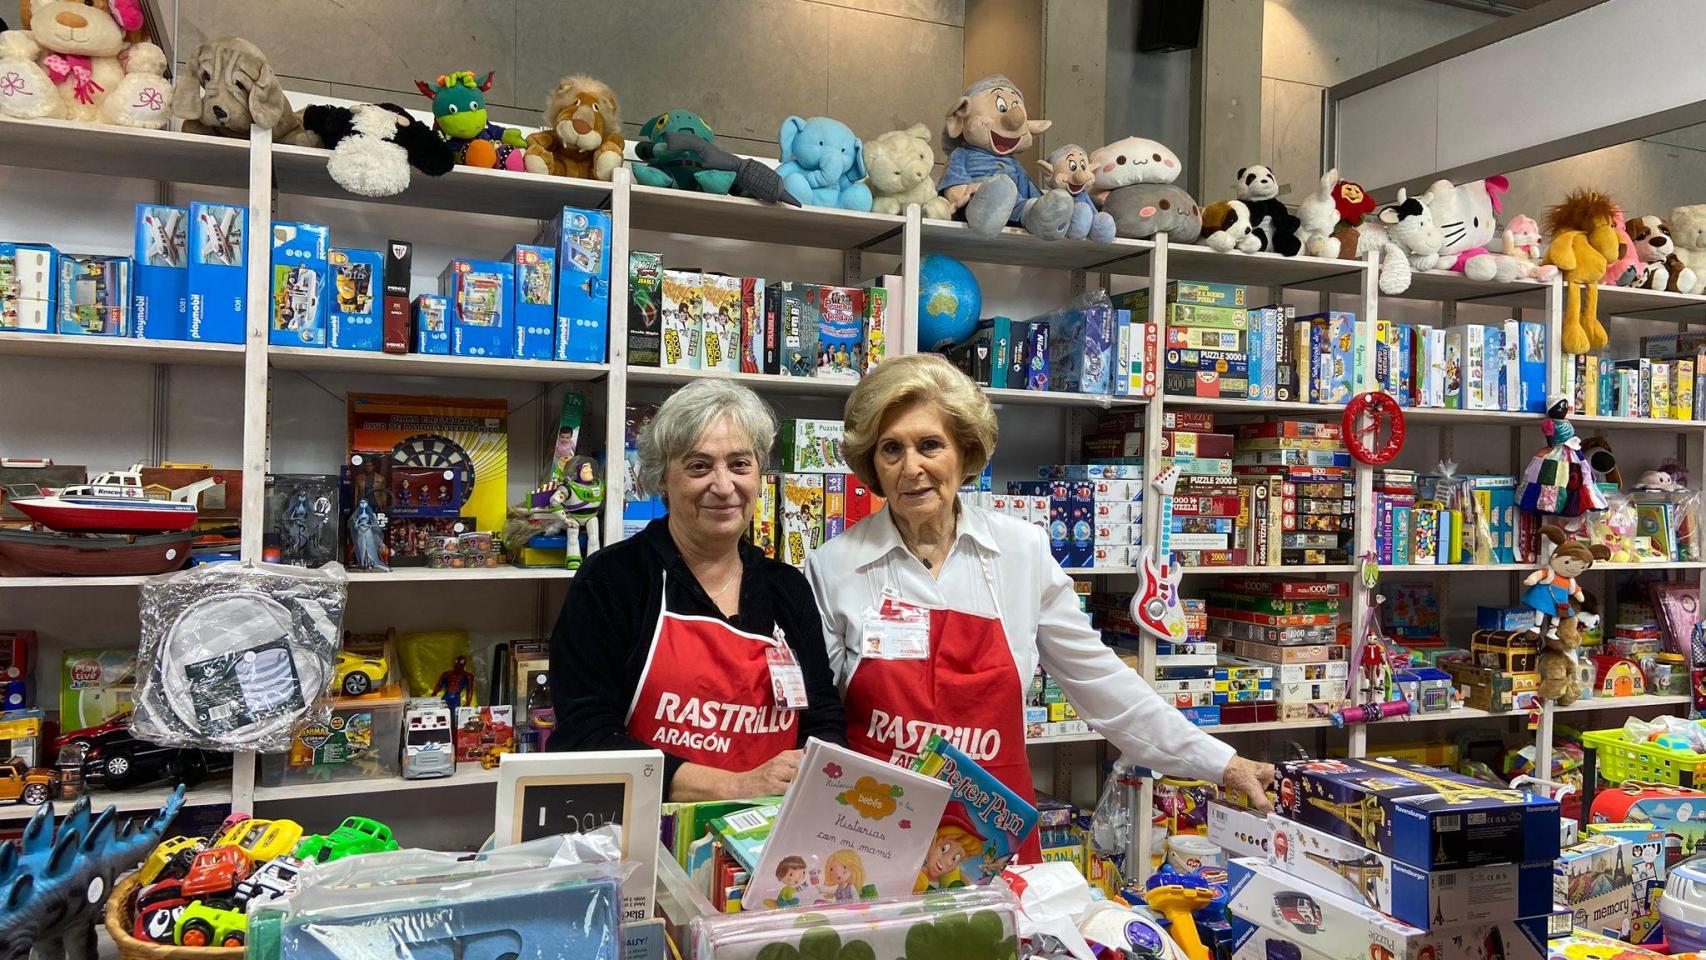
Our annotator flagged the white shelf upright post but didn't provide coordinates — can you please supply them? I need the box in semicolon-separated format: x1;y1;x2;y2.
1348;248;1381;760
899;204;923;355
602;168;633;542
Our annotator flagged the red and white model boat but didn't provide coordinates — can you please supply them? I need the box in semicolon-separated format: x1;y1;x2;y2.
9;468;209;533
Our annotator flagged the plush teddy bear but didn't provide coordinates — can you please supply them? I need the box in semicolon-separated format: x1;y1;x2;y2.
1545;190;1619;354
1201;200;1259;253
1498;214;1561;281
171;37;316;144
0;0;170;127
1624;215;1697;293
1669;204;1706;294
1086;135;1181;206
1102;183;1201;242
864;124;952;219
1420;177;1521;281
1234;165;1302;256
522;75;623;181
1037;144;1114;242
938;74;1073;240
777;115;871;211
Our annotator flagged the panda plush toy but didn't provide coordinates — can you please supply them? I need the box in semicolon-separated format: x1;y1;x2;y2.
1236;164;1303;256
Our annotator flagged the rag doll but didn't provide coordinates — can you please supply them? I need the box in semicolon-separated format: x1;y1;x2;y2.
522;74;623;180
1544;191;1619;354
1234;164;1302;255
1037;144;1114;242
1498;214;1560;281
938;74;1073;240
1624;215;1698;293
1524;524;1608;704
1518;396;1608;517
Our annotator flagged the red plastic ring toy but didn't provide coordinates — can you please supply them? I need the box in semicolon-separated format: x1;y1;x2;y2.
1342;391;1406;465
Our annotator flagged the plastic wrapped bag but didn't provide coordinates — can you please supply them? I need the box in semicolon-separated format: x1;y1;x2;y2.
693;885;1019;960
1090;762;1133;857
250;834;631;960
131;561;346;752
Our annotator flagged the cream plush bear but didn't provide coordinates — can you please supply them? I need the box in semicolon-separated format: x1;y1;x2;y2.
864;124;953;220
1669;204;1706;294
0;0;170;128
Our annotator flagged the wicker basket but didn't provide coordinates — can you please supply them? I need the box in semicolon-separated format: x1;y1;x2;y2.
104;871;245;960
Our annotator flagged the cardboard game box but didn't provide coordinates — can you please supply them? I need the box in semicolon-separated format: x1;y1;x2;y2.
133;204;187;340
439;258;513;358
187;202;246;343
1274;756;1560;870
270;221;331;347
1;242;57;332
413;295;450;355
627;251;663;366
55;253;130;336
60;649;137;731
328;248;384;352
537;206;611;362
505;243;556;361
661;270;703;370
382;239;412;354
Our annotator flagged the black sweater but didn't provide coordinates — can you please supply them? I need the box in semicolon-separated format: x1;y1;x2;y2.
548;518;847;793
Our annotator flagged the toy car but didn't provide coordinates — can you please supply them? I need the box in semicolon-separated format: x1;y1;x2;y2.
402;697;455;780
0;756;57;805
215;817;303;863
234;854;305;908
139;835;207;886
180;845;253;904
292;816;398;864
54;712;232;789
133;878;190;944
334;650;388;697
175;900;248;948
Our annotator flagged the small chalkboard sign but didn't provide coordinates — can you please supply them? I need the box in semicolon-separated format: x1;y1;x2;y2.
495;749;663;924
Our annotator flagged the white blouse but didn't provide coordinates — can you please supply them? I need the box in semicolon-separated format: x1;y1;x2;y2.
805;504;1236;784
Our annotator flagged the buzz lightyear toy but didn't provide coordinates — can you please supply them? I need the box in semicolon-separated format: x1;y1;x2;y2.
556;456;604;569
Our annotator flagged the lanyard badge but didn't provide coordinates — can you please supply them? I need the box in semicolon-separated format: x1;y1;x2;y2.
859;591;931;660
767;628;808;710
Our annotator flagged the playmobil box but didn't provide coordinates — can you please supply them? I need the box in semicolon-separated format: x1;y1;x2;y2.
505;244;555;361
439;258;513;358
55;253;130;336
1225;858;1551;960
382;239;412;354
0;242;56;332
133;204;188;340
187;202;246;343
1267;814;1552;929
536;206;611;363
413;295;450;355
328;248;383;351
269;221;331;347
1273;756;1560;870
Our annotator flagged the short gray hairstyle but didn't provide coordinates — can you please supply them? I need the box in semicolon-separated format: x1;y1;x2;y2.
635;380;777;498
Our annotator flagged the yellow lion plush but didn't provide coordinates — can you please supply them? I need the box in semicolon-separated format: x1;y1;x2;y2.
524;75;623;181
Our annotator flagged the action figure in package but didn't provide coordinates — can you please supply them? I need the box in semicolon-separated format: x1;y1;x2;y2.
265;474;339;568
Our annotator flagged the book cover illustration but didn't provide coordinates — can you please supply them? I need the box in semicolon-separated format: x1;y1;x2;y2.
744;738;949;911
911;734;1039;891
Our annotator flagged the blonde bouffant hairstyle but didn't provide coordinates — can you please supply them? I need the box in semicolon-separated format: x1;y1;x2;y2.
841;353;998;493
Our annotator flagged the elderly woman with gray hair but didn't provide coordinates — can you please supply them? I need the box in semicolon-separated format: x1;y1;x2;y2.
549;381;845;800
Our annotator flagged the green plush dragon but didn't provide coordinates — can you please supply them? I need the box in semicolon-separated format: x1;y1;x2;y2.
414;70;528;171
631;110;799;205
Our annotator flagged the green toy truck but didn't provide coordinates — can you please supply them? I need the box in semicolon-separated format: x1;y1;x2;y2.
290;816;398;864
175;900;247;948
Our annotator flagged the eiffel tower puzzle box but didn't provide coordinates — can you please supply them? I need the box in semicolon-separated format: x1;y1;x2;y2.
1274;757;1560;871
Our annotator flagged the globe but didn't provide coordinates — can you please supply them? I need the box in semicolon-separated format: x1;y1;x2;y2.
917;253;981;351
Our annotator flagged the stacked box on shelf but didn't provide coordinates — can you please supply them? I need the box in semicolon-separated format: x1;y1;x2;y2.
1561;334;1706;421
1116;282;1253;400
1231;421;1353;567
1207;577;1348;721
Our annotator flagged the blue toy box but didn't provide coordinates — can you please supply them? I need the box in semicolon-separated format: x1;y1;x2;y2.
270;221;331;348
55;254;130;336
133;204;187;340
0;242;56;333
505;244;556;361
187;202;247;344
439;258;512;358
413;294;450;355
328;248;383;351
535;207;610;362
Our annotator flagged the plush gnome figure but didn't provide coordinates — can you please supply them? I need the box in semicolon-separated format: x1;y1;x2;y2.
938;75;1074;240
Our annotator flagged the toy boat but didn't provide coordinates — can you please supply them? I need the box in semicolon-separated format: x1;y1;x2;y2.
8;467;210;533
0;528;195;577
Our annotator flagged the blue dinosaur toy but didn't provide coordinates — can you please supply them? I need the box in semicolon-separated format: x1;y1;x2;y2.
0;785;185;960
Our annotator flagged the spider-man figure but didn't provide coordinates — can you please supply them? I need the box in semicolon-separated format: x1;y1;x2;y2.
433;655;477;712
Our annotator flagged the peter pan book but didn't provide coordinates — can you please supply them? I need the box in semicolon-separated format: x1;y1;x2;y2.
911;733;1040;890
743;738;950;912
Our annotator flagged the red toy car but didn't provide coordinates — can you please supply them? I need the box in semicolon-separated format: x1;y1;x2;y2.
133;878;189;944
180;846;252;904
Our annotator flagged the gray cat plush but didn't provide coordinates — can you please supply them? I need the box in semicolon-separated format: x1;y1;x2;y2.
1103;183;1202;242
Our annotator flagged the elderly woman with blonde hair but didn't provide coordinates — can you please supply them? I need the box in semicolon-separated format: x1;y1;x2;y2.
550;380;845;800
807;354;1274;861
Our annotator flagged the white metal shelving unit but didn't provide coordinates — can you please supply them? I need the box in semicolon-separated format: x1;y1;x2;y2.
0;115;1697;852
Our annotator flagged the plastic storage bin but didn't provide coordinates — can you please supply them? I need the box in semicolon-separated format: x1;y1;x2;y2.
259;686;404;787
1583;722;1706;787
693;885;1019;960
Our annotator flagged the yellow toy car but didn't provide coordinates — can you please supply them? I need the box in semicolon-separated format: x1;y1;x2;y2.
215;817;303;864
334;651;388;697
139;835;206;886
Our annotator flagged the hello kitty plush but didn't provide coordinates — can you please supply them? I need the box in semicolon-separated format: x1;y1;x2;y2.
1499;214;1561;281
1421;176;1521;281
0;0;170;127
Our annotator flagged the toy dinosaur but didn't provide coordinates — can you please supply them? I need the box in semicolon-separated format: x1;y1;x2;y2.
0;785;186;960
630;110;799;205
414;70;528;171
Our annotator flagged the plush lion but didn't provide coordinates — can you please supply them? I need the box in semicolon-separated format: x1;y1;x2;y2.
524;75;623;180
1545;190;1620;354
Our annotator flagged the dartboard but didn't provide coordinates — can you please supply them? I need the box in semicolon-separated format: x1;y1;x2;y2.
391;434;475;508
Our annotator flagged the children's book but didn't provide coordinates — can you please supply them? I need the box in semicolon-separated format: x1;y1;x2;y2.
744;738;949;911
910;733;1039;890
708;803;780;874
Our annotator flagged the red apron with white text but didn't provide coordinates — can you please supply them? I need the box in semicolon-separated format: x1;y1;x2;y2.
842;563;1040;863
626;572;798;770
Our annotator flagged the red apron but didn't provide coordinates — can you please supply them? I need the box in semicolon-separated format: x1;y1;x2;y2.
626;572;799;770
842;552;1041;865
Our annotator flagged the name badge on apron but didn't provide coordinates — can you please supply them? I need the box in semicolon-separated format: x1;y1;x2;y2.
859;592;931;661
766;629;809;710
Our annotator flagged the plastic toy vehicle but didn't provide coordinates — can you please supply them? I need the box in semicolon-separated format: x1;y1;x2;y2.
175;900;248;948
0;756;56;805
215;817;303;863
402;697;455;780
54;712;232;789
334;650;388;697
133;878;189;944
234;854;305;908
140;836;207;886
292;816;398;864
180;845;253;903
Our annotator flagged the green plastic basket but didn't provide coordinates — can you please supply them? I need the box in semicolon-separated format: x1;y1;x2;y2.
1583;723;1706;787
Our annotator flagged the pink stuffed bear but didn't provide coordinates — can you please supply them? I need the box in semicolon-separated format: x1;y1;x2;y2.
1500;214;1560;282
1601;205;1641;286
0;0;170;127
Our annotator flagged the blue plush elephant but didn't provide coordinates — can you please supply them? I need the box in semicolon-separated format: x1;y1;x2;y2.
776;115;873;211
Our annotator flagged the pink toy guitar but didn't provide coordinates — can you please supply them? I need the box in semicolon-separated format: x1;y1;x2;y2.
1130;464;1186;641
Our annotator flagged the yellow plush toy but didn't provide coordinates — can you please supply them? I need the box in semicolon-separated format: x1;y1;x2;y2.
1545;191;1620;354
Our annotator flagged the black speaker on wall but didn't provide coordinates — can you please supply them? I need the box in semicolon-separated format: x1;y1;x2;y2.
1138;0;1204;53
